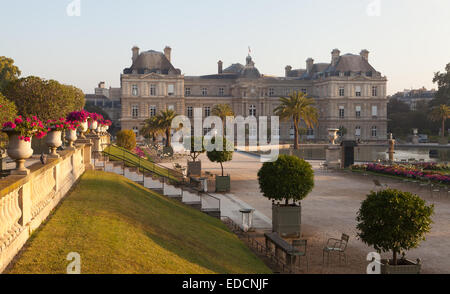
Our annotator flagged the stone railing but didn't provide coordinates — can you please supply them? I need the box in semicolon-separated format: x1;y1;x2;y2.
0;144;91;273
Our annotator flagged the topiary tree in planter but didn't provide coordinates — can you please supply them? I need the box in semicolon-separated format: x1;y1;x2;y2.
184;136;205;177
356;189;434;273
206;137;233;192
116;129;136;151
258;155;314;236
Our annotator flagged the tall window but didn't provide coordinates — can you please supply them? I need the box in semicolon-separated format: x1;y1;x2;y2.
356;106;361;118
355;86;361;97
185;87;191;97
372;105;378;117
187;106;193;118
249;105;256;116
355;126;361;137
168;105;174;111
301;88;307;94
149;105;156;117
339;87;345;97
339;106;345;118
168;84;175;96
307;128;314;138
372;86;378;97
289;126;295;139
249;124;257;139
132;126;139;136
218;87;225;96
371;126;377;137
132;85;138;96
203;127;212;136
132;105;139;118
204;106;211;117
150;84;156;96
268;88;275;97
202;88;208;96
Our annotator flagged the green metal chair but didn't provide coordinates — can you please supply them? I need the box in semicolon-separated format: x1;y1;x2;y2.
323;233;349;266
291;239;308;272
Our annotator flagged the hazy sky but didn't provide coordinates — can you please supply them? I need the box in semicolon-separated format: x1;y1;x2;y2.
1;0;450;94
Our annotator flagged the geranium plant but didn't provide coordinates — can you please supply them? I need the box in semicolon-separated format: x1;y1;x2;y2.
67;110;90;123
2;115;47;141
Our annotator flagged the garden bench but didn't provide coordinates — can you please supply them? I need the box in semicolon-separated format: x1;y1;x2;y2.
264;232;302;271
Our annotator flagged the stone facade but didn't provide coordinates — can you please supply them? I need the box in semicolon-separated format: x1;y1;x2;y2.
121;46;388;143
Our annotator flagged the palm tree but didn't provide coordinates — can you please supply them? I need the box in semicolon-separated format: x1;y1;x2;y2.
274;91;319;150
154;109;177;147
429;104;450;138
140;116;162;143
212;104;234;135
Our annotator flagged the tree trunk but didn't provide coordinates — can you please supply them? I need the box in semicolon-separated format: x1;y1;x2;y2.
442;118;446;138
220;162;224;176
393;250;397;266
285;198;289;206
165;129;171;147
293;118;299;150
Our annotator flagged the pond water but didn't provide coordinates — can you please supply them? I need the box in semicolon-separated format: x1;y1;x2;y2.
276;145;450;163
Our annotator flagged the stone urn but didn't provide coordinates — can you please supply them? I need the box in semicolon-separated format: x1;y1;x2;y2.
89;120;98;134
79;121;88;139
65;129;78;150
5;131;34;175
327;128;340;145
46;130;62;158
96;125;102;134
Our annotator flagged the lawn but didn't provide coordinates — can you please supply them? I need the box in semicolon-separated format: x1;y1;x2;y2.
7;171;271;274
103;145;183;182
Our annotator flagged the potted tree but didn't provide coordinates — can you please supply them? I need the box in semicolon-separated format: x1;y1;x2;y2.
356;189;434;274
185;136;205;177
258;155;314;237
206;137;233;192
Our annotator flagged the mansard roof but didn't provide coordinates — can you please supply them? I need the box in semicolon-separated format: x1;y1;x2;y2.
123;50;180;75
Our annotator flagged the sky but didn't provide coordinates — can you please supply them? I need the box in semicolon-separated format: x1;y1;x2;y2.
1;0;450;95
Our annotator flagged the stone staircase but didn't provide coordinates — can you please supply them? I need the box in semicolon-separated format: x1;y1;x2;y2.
92;157;221;219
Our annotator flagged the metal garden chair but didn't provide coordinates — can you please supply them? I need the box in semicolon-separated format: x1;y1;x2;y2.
291;239;308;272
323;233;349;266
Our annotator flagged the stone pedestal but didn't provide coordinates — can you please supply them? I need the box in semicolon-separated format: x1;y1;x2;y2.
0;153;6;171
412;135;419;145
326;145;341;169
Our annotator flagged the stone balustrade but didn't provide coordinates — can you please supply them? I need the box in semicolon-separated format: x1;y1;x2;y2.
0;144;91;273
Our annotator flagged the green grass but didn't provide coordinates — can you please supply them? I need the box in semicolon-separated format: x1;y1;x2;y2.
103;145;182;182
7;171;271;274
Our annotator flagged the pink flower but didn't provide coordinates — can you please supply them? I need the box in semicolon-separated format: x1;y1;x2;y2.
15;118;23;124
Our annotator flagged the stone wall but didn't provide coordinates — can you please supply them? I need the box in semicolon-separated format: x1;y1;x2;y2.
0;144;90;273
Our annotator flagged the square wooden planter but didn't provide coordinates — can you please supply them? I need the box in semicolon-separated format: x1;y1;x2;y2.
272;204;301;238
215;175;230;192
381;259;421;274
187;161;201;177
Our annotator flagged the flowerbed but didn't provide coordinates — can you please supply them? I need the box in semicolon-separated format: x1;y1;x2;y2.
351;163;450;185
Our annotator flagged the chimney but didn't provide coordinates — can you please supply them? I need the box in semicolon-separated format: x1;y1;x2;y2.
306;58;314;73
331;49;341;67
164;46;172;62
285;65;292;77
360;49;369;62
218;60;223;74
132;46;140;63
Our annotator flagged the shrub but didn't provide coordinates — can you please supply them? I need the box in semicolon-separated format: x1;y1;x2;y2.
0;93;18;150
206;137;233;176
356;189;434;265
257;155;314;205
116;130;136;151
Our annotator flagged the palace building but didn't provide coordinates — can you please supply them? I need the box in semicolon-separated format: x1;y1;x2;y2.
120;46;388;143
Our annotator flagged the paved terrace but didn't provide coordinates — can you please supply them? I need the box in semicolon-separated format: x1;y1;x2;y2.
163;151;450;274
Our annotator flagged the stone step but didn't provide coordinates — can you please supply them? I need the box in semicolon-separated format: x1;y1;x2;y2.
201;208;221;219
166;195;182;202
183;201;202;211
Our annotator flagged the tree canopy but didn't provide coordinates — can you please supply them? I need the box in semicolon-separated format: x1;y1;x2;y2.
3;76;85;122
274;92;318;150
258;155;314;205
206;137;234;176
356;189;433;265
116;130;136;151
0;93;18;151
0;56;21;93
432;63;450;107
